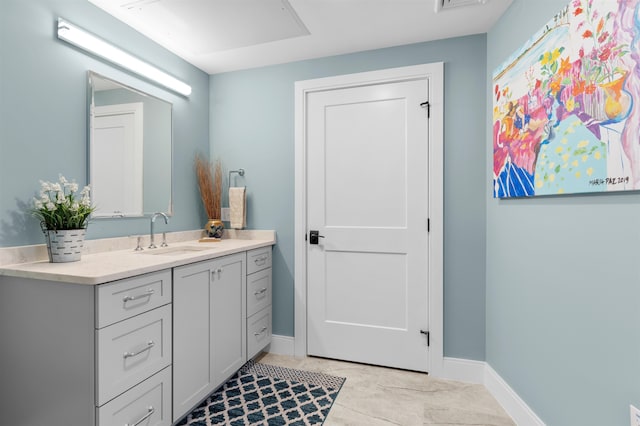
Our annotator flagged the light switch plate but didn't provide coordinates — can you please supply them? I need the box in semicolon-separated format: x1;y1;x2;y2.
221;207;230;222
630;404;640;426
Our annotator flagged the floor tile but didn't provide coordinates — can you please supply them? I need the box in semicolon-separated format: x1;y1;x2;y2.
258;353;515;426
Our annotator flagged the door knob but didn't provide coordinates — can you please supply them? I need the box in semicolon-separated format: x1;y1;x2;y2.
309;230;325;245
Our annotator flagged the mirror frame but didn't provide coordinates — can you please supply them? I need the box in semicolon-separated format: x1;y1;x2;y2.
87;71;174;219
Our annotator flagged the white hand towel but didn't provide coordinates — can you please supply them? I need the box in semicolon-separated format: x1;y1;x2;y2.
229;186;246;229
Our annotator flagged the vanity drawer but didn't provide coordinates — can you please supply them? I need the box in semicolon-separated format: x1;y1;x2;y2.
247;306;272;360
97;366;172;426
96;304;172;405
96;269;172;328
247;268;272;317
246;247;271;275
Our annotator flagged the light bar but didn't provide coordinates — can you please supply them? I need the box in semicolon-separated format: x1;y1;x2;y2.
57;18;192;97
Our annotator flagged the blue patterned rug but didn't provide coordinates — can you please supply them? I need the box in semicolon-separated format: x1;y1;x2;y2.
176;360;346;426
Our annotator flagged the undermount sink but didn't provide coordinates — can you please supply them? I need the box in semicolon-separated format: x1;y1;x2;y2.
142;245;215;256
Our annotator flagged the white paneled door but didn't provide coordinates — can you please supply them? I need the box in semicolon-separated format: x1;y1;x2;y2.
92;103;143;217
306;76;430;372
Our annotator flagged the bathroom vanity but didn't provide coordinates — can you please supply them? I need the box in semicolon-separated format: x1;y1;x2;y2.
0;231;274;426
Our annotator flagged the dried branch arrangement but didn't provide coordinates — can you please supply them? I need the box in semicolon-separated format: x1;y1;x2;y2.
213;158;222;219
195;153;222;220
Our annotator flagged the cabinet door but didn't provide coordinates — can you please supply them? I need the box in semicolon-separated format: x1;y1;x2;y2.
172;253;247;422
172;259;216;421
211;252;247;387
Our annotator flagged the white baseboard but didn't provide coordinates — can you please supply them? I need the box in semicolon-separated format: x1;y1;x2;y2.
267;334;295;356
484;364;546;426
442;357;485;384
438;357;545;425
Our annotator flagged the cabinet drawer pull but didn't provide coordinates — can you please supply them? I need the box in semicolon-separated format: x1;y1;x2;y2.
254;256;268;266
122;289;154;303
254;326;268;336
125;406;154;426
123;341;155;359
254;288;267;296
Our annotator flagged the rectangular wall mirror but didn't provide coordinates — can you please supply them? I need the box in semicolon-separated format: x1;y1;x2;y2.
88;71;173;218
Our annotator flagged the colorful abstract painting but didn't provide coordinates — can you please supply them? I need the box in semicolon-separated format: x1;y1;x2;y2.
493;0;640;198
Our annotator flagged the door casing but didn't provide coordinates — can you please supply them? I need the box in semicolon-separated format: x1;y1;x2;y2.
293;63;445;376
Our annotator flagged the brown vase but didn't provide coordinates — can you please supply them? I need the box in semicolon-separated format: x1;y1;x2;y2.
205;219;224;239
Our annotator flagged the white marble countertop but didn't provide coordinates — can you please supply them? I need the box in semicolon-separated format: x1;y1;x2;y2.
0;230;275;285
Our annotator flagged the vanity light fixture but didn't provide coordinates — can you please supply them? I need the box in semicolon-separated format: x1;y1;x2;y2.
57;18;192;97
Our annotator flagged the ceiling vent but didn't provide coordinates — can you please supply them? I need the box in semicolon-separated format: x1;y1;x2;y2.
435;0;487;12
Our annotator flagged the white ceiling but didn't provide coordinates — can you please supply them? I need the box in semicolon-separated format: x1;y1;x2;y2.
88;0;513;75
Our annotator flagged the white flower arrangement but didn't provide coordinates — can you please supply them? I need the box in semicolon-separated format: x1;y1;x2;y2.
31;175;96;230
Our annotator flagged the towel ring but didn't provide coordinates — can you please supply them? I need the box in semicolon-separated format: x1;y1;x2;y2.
228;169;245;189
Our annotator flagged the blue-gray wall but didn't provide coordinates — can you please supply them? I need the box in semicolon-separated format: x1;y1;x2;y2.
487;1;640;425
210;35;488;359
0;0;209;246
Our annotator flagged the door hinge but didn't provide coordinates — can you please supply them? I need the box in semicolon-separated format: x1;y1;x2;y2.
420;101;430;118
420;330;430;347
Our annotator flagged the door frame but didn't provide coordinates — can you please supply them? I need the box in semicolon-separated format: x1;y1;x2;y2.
293;63;445;376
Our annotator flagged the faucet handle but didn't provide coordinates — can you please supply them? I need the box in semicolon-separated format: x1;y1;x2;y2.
161;232;168;247
134;236;144;251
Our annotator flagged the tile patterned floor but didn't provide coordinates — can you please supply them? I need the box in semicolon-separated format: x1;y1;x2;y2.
258;353;516;426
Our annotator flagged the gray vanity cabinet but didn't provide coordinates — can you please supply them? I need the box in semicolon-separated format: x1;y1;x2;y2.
0;270;173;426
0;237;273;426
172;251;247;422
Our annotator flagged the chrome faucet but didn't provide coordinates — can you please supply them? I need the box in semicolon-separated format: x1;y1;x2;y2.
149;212;169;249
